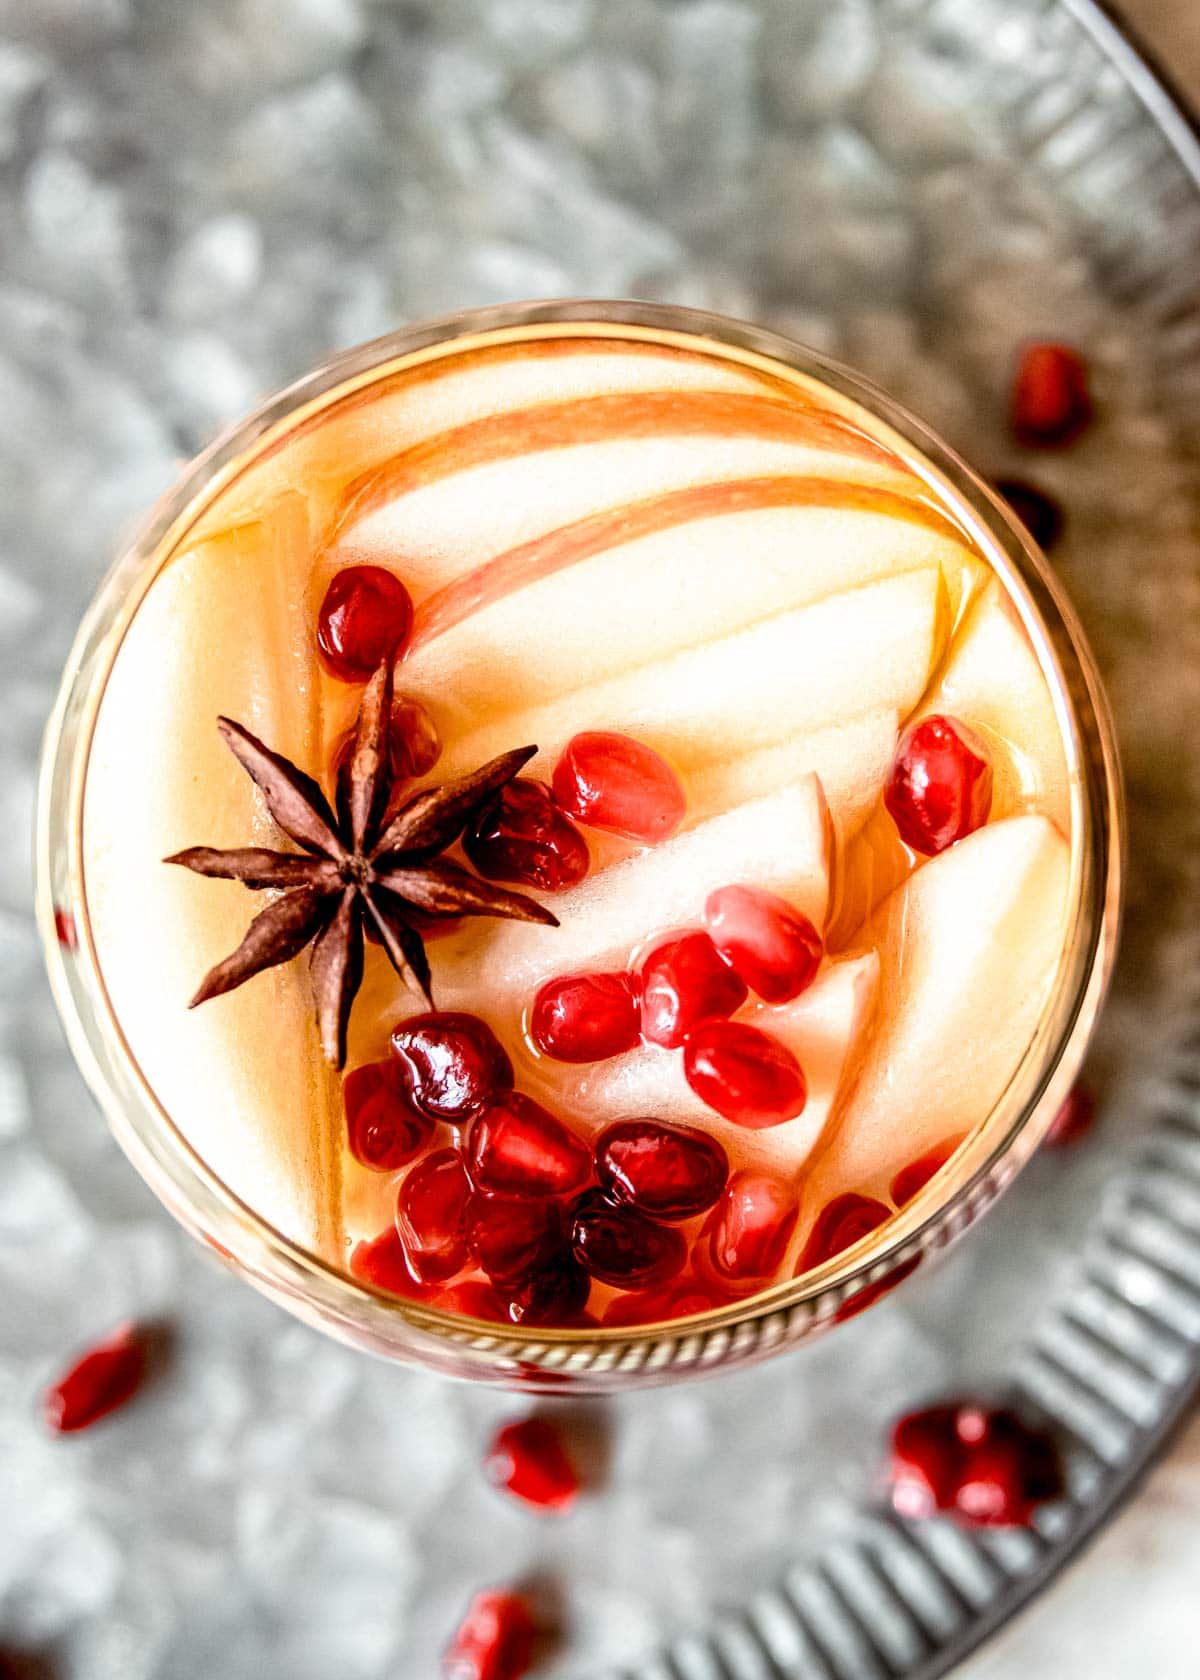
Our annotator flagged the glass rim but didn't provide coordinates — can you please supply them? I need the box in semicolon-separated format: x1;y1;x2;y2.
36;298;1123;1361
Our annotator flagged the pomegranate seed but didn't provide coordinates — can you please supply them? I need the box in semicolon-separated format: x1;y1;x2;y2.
529;972;641;1063
391;1012;514;1122
443;1589;536;1680
706;1170;797;1281
1010;342;1093;448
333;692;442;792
836;1254;921;1322
601;1278;725;1327
570;1190;686;1289
704;884;823;1004
349;1227;434;1299
995;478;1063;550
466;1193;565;1283
682;1020;807;1128
484;1416;580;1511
797;1193;891;1273
885;714;993;856
433;1279;507;1322
639;930;746;1049
468;1093;591;1200
53;908;78;951
552;731;686;843
42;1322;147;1433
395;1148;471;1283
343;1059;433;1171
595;1119;727;1221
501;1254;591;1327
464;778;589;892
316;564;413;681
890;1403;1062;1527
1045;1082;1096;1148
890;1136;965;1207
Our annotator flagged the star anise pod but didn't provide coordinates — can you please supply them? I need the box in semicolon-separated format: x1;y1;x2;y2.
166;661;557;1067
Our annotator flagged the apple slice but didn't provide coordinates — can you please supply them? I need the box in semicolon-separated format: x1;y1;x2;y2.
83;494;344;1257
436;565;948;777
798;814;1071;1241
687;708;898;840
825;802;917;952
394;494;973;717
919;579;1071;831
544;954;879;1181
420;777;831;1031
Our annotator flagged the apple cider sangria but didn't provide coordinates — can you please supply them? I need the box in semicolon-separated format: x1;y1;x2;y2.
46;305;1108;1354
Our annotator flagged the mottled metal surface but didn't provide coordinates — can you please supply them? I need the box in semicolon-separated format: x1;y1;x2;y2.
1;0;1198;1676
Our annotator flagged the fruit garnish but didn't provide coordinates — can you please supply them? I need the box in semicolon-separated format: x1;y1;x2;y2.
639;929;747;1049
343;1058;433;1170
464;778;590;891
467;1093;591;1200
503;1253;592;1326
390;1011;514;1122
443;1590;536;1680
569;1190;687;1289
316;564;413;682
704;883;823;1003
348;1226;435;1299
890;1402;1063;1526
995;478;1063;550
705;1170;797;1281
433;1279;506;1322
682;1019;807;1127
166;661;556;1066
395;1148;471;1283
1010;343;1093;448
465;1193;566;1284
884;713;993;856
601;1278;726;1326
53;908;78;951
529;971;642;1062
551;731;686;842
798;1192;890;1272
484;1417;580;1512
890;1136;964;1206
1045;1081;1095;1147
42;1322;149;1433
595;1119;728;1221
333;691;442;791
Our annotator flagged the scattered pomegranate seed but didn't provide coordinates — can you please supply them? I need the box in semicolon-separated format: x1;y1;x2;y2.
682;1019;807;1127
391;1011;514;1122
552;731;686;843
443;1589;536;1680
395;1148;472;1283
529;972;641;1063
797;1192;891;1273
890;1403;1063;1527
890;1136;965;1207
706;1170;798;1281
1045;1081;1096;1148
1010;342;1093;448
995;478;1063;550
468;1093;591;1200
704;884;823;1004
601;1278;725;1327
464;778;590;892
502;1254;591;1327
333;692;442;792
343;1059;434;1171
433;1279;507;1322
484;1416;580;1511
639;930;747;1049
466;1193;566;1284
316;564;413;682
570;1190;686;1289
53;908;78;951
885;714;993;856
349;1227;435;1299
42;1322;147;1433
595;1119;728;1220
